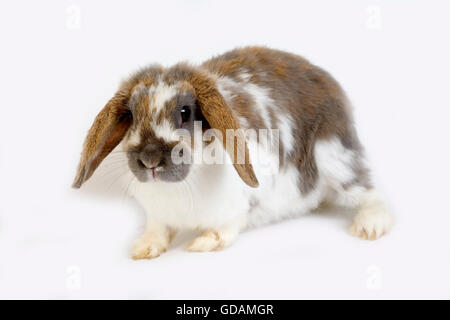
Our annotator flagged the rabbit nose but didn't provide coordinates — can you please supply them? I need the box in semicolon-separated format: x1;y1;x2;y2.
137;156;162;169
137;147;163;169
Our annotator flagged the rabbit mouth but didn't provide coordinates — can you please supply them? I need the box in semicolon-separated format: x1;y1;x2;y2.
128;159;190;183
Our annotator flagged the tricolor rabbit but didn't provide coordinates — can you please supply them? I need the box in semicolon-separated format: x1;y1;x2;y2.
73;46;394;259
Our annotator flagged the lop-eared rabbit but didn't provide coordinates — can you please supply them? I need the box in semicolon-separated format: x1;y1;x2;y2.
73;47;394;259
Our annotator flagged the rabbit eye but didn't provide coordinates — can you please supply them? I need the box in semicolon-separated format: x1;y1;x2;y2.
180;106;191;123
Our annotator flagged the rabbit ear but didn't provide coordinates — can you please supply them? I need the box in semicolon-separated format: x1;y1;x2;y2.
191;77;259;188
72;91;131;188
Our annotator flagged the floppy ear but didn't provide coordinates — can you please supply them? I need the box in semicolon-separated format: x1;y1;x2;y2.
72;91;132;188
191;77;259;188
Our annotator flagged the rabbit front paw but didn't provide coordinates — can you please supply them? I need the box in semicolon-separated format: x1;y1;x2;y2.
131;234;169;259
187;229;239;252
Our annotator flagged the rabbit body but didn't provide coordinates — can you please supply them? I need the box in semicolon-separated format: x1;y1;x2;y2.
73;47;394;258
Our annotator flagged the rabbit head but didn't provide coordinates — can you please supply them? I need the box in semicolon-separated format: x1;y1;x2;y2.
72;64;259;189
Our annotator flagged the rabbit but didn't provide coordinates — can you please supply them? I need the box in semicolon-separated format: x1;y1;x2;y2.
73;46;394;259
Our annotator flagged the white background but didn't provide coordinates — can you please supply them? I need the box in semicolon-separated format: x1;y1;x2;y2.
0;0;449;299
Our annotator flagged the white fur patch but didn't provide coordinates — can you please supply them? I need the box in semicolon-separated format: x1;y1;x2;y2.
152;118;179;142
216;76;273;129
216;77;249;129
245;162;324;227
216;77;237;102
315;137;356;189
237;68;252;82
277;113;295;156
148;81;177;113
216;76;296;162
126;129;141;147
243;82;273;128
